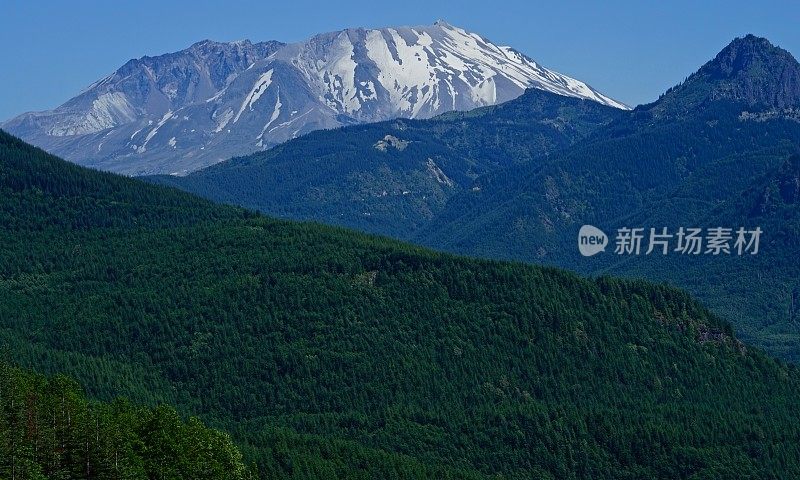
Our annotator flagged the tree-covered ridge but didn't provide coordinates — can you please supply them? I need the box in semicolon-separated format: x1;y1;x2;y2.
418;99;800;360
411;36;800;363
645;34;800;118
0;363;253;480
148;35;800;362
0;130;244;231
150;88;621;237
3;129;800;478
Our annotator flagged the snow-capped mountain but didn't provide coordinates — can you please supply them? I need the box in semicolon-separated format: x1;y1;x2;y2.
3;21;628;175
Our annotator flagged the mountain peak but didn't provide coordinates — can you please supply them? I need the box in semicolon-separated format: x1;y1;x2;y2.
644;35;800;117
189;38;251;48
2;22;625;175
701;34;796;79
727;33;773;49
190;38;222;48
700;34;800;108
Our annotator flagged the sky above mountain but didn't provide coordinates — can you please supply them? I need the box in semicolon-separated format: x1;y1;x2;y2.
1;0;798;121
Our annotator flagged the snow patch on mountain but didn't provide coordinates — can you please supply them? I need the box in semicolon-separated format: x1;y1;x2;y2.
137;111;173;153
235;69;274;123
256;89;283;148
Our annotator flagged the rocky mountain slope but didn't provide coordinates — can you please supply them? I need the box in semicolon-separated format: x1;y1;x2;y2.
2;21;626;175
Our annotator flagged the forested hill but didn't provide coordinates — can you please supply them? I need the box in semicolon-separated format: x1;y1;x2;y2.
0;363;253;479
4;128;800;478
0;128;246;230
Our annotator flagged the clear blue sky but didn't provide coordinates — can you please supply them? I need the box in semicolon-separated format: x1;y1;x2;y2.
2;0;798;120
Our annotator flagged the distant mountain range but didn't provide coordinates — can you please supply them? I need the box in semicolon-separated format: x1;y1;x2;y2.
1;21;626;175
154;34;800;361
